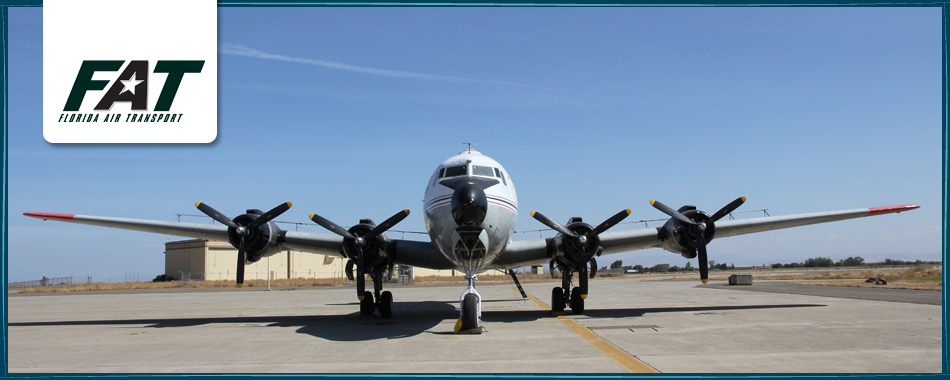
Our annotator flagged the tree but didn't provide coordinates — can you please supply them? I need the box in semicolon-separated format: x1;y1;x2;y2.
632;264;644;272
685;261;692;270
610;260;624;269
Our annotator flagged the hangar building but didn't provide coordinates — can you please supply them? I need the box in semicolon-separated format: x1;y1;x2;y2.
164;239;463;282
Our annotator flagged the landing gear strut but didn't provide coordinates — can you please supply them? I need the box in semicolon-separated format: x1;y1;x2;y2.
359;270;394;319
455;274;482;334
551;266;584;314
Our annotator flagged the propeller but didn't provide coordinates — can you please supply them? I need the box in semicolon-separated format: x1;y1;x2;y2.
310;209;410;300
650;196;746;284
531;209;631;297
195;201;293;287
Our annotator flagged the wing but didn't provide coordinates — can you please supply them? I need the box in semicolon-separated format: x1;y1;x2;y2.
495;204;919;268
23;211;454;269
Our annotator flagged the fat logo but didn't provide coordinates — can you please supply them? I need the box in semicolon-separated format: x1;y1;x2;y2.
64;60;204;112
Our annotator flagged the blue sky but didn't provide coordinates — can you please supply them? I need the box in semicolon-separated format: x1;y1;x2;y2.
6;7;942;282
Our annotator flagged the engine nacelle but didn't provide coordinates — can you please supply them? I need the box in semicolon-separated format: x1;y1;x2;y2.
550;217;601;268
227;209;282;263
657;206;716;259
340;218;392;271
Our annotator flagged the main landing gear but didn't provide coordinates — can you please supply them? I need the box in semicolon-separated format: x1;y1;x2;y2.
359;271;394;319
551;268;584;314
455;274;483;334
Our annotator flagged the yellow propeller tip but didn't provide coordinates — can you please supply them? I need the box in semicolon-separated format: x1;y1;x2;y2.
403;209;410;215
309;213;315;219
358;296;364;301
581;294;588;299
701;279;708;284
650;200;656;206
237;284;243;288
195;202;202;207
286;201;293;208
530;211;536;217
741;196;747;202
625;209;631;215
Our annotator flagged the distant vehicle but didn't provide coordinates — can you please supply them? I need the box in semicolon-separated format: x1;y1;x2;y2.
625;269;639;274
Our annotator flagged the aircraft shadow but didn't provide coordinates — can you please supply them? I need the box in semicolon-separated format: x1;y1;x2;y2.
9;302;823;341
481;303;826;323
9;301;459;342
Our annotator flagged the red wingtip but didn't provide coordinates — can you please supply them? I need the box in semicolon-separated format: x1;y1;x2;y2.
868;204;920;216
23;212;76;221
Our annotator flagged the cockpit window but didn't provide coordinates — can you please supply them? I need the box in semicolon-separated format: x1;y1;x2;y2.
495;168;507;186
444;165;467;177
439;168;446;178
472;165;494;177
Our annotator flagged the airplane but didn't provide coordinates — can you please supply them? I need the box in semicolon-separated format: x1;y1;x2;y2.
23;147;920;333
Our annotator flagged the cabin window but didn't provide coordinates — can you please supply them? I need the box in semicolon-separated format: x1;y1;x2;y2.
444;165;467;177
472;165;494;177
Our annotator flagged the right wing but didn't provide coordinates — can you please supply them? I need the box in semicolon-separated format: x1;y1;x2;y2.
493;204;919;268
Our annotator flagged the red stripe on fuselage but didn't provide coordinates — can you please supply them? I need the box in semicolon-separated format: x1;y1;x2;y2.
868;204;920;216
23;212;76;221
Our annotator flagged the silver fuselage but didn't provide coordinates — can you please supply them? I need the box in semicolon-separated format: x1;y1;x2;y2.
422;150;518;275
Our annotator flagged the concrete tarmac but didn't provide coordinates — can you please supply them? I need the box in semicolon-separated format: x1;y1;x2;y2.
7;278;942;373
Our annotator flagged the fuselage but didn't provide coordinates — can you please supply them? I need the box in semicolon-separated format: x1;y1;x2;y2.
422;149;518;275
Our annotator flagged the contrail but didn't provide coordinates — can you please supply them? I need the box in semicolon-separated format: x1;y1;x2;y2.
221;43;547;89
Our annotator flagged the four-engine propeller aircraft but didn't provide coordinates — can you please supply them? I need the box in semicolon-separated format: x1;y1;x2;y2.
24;148;920;332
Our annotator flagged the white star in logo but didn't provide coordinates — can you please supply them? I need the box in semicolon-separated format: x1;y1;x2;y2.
119;73;144;95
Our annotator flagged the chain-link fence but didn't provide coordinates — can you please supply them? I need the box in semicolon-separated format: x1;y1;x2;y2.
9;276;93;290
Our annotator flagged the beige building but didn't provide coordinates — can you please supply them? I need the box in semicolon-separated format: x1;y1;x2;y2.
164;239;463;281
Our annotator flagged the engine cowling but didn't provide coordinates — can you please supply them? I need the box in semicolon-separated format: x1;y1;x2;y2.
340;218;392;271
552;217;601;268
658;206;716;259
227;209;283;263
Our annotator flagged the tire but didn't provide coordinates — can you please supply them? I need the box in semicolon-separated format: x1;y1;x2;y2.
551;287;565;312
379;291;393;319
570;286;584;314
360;291;375;316
461;293;479;330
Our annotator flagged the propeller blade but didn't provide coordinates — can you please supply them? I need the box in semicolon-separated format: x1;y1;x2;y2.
650;200;696;225
195;202;238;229
365;209;411;241
310;213;356;239
549;260;556;279
589;209;632;236
530;211;579;238
589;257;597;279
698;236;709;284
236;238;246;288
356;250;366;300
248;201;293;229
345;260;355;281
710;196;747;222
578;263;588;298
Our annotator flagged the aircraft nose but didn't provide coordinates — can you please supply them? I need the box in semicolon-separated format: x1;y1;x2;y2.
451;182;488;227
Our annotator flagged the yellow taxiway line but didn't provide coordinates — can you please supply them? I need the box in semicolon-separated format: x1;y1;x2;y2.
526;293;658;373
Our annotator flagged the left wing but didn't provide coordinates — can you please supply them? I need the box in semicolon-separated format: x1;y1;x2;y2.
495;204;920;268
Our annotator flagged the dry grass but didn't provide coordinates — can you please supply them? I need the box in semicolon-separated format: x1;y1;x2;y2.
13;266;941;293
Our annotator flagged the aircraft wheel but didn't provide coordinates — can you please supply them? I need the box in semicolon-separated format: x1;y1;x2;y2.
570;287;584;314
551;287;565;312
380;291;393;319
360;291;375;316
461;293;479;330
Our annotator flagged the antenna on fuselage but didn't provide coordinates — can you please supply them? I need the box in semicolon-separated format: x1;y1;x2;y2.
463;142;477;153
